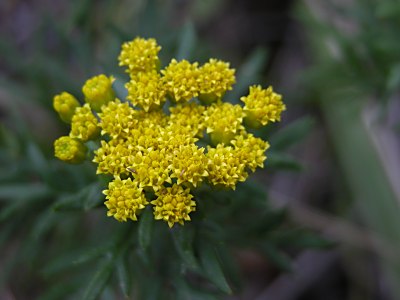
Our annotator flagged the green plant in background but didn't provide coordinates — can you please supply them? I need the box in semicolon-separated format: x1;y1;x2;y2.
0;2;332;299
299;0;400;296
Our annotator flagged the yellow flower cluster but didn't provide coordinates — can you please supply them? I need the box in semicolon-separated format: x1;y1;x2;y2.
241;85;286;128
53;37;285;228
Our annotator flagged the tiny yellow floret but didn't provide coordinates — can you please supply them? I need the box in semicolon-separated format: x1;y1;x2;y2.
206;144;247;189
53;92;80;123
119;37;161;74
104;176;148;222
198;59;236;104
82;74;115;111
204;102;245;145
126;71;166;112
70;104;100;141
161;59;200;102
151;184;196;228
54;136;87;164
241;85;286;128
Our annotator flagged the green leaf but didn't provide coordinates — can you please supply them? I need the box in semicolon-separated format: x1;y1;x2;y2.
0;183;52;201
216;243;242;292
266;152;302;171
199;243;232;294
138;207;154;251
261;243;292;272
176;20;196;60
82;255;114;300
172;226;199;270
83;183;103;210
53;182;100;211
269;116;315;151
225;48;268;103
117;255;132;298
39;279;82;300
269;229;334;249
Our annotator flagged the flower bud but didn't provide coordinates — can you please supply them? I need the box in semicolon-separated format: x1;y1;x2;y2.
54;136;87;164
53;92;80;123
82;74;115;111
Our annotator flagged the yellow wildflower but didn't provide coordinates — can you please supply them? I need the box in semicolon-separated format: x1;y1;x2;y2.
93;139;134;176
103;176;148;222
54;136;87;164
231;133;270;172
198;59;236;104
126;71;166;112
241;85;286;128
119;37;161;73
53;92;80;123
168;103;206;137
151;184;196;228
206;144;247;189
129;148;172;191
169;144;208;187
98;99;137;139
204;102;245;145
82;74;115;111
70;104;100;141
161;59;200;102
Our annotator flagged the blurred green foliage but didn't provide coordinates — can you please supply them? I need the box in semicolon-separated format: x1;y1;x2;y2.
0;0;329;299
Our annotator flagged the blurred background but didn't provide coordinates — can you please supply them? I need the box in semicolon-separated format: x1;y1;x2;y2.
1;0;400;299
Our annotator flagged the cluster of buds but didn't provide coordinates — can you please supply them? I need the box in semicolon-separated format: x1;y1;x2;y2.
53;37;286;228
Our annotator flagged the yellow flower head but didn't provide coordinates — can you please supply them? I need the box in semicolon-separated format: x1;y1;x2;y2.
129;148;172;191
206;144;247;189
82;74;115;111
93;139;134;176
70;104;100;141
119;37;161;73
52;36;286;227
103;176;148;222
98;99;137;139
53;92;80;123
169;103;206;137
231;133;270;172
170;144;208;187
198;59;236;104
161;59;200;102
151;184;196;228
54;136;87;164
126;71;166;112
241;85;286;128
204;102;245;145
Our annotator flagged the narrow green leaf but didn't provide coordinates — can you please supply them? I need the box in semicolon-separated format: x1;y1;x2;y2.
199;243;232;294
41;251;81;277
172;226;199;270
176;21;196;60
29;209;56;240
269;116;315;151
266;152;302;171
73;244;112;265
117;255;132;298
82;255;114;300
83;183;103;210
261;243;292;272
40;280;82;300
216;243;242;292
226;48;268;103
0;183;52;201
53;182;98;211
269;230;334;249
138;207;154;251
